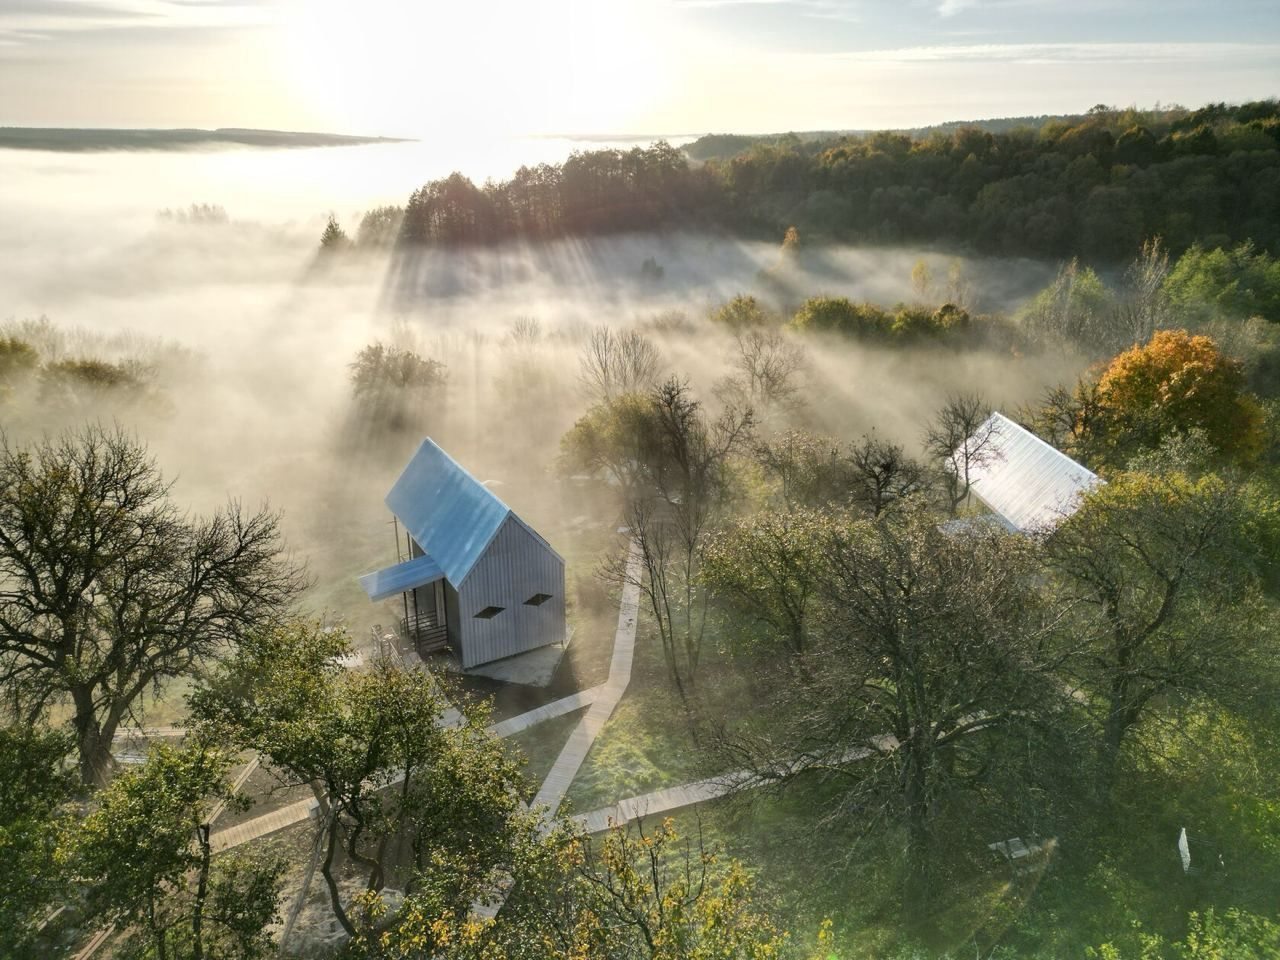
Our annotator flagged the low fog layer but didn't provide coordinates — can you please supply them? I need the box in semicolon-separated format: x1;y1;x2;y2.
0;144;1078;633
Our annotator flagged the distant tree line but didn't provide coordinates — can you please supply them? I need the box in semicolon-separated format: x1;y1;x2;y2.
327;101;1280;262
701;100;1280;260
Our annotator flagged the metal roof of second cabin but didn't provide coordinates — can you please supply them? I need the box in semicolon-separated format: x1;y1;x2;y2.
964;412;1102;533
383;438;561;587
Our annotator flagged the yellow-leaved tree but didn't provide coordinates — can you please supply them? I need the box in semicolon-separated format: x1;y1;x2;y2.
1093;329;1264;466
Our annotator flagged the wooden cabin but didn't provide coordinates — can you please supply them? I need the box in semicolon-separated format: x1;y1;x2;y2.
359;440;566;668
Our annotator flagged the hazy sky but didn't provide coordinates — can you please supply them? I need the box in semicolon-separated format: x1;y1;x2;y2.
1;0;1277;136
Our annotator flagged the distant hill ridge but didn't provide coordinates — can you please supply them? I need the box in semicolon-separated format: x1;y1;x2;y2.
0;126;412;152
684;113;1105;160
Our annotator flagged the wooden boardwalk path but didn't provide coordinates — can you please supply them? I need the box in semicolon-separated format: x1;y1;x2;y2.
208;684;614;853
571;737;902;835
489;685;604;738
211;796;320;853
530;540;641;818
112;725;186;739
572;771;754;835
473;541;643;920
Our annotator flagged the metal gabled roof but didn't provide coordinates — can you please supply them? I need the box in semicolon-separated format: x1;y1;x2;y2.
384;439;514;586
963;412;1102;533
358;553;446;602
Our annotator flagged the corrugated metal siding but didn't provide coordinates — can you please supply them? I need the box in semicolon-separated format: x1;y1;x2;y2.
444;581;461;652
385;439;512;585
965;412;1102;533
457;515;567;668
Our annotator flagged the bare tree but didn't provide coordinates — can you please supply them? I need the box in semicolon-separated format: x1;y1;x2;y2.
922;393;999;516
578;326;660;402
503;316;543;346
0;426;304;785
1112;237;1171;347
1019;379;1108;469
846;432;929;517
607;379;754;702
944;258;974;312
716;327;806;418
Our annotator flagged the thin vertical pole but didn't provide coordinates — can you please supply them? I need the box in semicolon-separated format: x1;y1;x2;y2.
412;587;421;647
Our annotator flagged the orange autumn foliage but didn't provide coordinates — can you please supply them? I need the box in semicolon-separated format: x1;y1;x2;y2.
1095;329;1264;465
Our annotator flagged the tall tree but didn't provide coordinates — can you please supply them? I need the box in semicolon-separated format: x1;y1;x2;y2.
67;739;286;960
1018;258;1114;353
348;342;448;435
320;214;350;251
753;431;850;512
1111;236;1172;347
192;620;532;937
716;327;806;420
618;380;754;702
577;327;660;403
1044;469;1275;791
1093;329;1265;466
702;508;833;656
0;426;303;785
713;504;1066;917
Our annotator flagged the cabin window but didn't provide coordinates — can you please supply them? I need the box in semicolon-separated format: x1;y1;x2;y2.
524;593;553;607
474;606;504;619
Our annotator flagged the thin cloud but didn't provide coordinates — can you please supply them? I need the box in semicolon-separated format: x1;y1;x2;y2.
673;0;858;17
671;0;792;6
0;0;273;44
0;0;158;21
833;41;1280;63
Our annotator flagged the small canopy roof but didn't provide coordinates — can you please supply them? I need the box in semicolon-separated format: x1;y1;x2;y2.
963;412;1102;533
359;553;445;603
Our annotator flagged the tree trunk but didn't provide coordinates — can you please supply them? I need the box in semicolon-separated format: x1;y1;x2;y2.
344;814;382;890
72;686;114;787
320;813;356;937
1098;640;1141;799
150;892;167;960
901;743;933;923
192;824;211;960
1098;693;1138;800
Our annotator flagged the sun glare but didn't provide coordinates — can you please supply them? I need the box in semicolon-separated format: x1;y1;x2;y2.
283;0;666;138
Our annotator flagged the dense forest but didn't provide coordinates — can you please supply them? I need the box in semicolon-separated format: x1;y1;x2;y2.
332;101;1280;261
